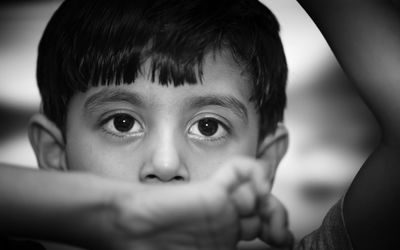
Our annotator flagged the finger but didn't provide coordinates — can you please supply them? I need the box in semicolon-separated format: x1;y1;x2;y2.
256;159;275;183
260;224;294;249
211;157;257;192
259;195;294;248
239;216;262;241
232;183;257;217
252;160;272;198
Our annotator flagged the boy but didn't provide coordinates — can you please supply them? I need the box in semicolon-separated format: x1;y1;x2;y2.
2;0;292;249
1;0;400;249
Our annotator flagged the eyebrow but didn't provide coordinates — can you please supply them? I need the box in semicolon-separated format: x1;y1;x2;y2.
84;89;145;114
84;89;248;124
188;95;248;124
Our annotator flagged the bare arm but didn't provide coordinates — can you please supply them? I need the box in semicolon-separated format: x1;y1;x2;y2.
0;159;291;249
0;164;125;248
297;0;400;248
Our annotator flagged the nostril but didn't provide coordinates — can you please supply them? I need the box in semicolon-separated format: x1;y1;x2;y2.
173;176;184;181
144;174;185;182
146;174;158;180
142;174;161;184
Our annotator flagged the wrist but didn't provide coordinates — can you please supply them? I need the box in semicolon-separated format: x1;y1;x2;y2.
40;173;135;249
73;174;137;249
90;178;153;249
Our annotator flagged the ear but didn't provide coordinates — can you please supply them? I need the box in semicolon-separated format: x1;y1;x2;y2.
256;123;289;183
28;113;67;171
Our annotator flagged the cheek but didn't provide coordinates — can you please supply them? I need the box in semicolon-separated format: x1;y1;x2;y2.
65;134;143;181
65;98;144;181
187;136;259;180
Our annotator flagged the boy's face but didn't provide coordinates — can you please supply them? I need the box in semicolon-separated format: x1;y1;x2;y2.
63;53;262;182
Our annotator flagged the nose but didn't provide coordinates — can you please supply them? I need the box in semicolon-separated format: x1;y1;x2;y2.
140;132;189;183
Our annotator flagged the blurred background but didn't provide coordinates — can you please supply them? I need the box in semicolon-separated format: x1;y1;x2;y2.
0;0;379;247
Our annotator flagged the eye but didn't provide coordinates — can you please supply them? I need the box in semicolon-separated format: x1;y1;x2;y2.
102;113;144;137
188;118;229;142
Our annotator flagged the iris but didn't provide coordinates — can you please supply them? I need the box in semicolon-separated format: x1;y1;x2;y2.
198;118;219;136
113;114;135;132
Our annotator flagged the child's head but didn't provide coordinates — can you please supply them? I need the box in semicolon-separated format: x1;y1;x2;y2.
30;0;288;182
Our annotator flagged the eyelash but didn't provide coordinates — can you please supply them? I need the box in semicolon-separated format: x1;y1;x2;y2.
98;112;232;143
99;112;144;139
187;116;232;143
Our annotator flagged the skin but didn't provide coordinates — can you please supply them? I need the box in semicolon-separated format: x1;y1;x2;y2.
298;0;400;248
0;159;290;250
13;0;398;248
65;53;262;182
24;51;291;249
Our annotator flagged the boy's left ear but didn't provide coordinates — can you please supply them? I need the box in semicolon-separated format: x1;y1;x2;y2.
256;123;289;182
28;113;68;171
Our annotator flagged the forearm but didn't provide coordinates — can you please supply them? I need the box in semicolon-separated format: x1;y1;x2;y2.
0;164;130;248
297;0;400;143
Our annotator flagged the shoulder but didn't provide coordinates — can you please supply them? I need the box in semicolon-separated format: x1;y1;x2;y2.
295;198;353;250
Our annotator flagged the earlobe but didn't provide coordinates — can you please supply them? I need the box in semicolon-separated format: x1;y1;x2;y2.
28;113;67;171
256;123;289;182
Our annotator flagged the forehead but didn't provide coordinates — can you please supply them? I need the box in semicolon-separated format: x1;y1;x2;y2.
69;52;257;119
139;51;252;98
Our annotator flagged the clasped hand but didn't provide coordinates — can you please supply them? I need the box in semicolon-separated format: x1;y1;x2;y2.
105;157;293;250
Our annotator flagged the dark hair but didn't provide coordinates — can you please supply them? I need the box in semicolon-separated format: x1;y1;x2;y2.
37;0;287;138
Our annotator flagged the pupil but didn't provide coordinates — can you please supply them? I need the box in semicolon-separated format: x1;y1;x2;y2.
114;115;134;132
198;118;218;136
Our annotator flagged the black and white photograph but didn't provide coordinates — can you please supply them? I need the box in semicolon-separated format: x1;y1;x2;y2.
0;0;398;249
